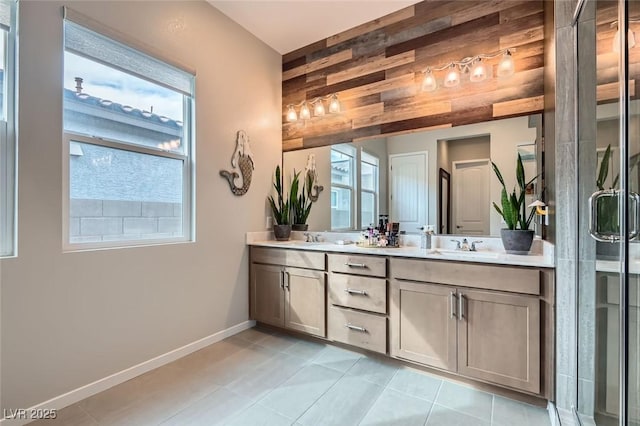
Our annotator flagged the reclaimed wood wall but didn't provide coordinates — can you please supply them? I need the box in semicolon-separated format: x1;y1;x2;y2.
596;1;640;102
282;0;545;151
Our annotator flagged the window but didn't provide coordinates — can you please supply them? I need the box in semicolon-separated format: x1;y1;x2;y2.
361;151;379;228
331;146;355;230
63;12;194;249
0;0;16;257
330;145;382;231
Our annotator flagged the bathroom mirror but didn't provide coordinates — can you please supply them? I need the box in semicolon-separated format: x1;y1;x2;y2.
283;114;542;236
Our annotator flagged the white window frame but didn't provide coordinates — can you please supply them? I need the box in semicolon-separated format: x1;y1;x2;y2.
62;17;195;251
0;0;17;258
360;150;379;229
63;131;193;251
330;146;356;231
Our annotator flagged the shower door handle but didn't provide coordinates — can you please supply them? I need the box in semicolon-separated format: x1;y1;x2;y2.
588;189;640;241
630;192;640;240
589;189;619;242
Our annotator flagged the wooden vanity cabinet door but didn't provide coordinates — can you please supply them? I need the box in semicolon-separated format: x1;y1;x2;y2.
284;267;326;337
457;289;540;393
390;279;457;371
250;263;285;327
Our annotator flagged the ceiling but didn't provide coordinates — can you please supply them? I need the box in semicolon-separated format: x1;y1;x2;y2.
208;1;420;55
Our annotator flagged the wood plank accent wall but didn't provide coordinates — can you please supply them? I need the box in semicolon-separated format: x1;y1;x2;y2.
282;0;545;151
596;1;640;103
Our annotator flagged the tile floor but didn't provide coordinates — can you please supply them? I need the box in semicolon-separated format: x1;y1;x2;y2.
31;327;551;426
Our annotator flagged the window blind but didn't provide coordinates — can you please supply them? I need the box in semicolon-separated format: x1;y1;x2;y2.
0;0;13;31
63;7;194;96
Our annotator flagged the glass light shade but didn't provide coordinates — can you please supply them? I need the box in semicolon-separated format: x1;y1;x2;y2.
329;95;341;113
444;65;460;88
300;102;311;120
497;51;515;77
314;100;325;117
286;105;297;122
469;59;487;82
422;69;437;92
613;29;637;53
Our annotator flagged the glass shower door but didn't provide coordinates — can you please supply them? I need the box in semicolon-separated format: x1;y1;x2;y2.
577;0;640;425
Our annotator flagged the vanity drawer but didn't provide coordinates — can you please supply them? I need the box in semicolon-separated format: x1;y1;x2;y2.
328;306;387;354
328;273;387;314
251;247;325;270
328;253;386;277
390;258;540;295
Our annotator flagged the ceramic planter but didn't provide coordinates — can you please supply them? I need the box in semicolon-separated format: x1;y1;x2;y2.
292;224;309;231
273;224;292;241
500;229;534;255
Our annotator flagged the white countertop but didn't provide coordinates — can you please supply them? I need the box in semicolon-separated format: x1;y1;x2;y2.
247;232;555;269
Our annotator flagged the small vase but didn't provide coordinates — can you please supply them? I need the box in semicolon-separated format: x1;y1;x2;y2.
292;223;309;231
500;229;534;255
273;224;292;241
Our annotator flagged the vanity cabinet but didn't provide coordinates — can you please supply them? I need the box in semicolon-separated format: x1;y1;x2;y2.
390;281;457;370
456;289;540;394
390;258;544;394
327;253;388;354
249;244;554;399
250;247;326;338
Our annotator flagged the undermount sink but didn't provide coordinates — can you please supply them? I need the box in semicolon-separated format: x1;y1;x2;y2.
435;249;501;259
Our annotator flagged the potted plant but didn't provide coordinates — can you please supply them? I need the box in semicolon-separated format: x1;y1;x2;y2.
595;144;620;259
268;165;291;241
290;170;313;231
492;154;538;254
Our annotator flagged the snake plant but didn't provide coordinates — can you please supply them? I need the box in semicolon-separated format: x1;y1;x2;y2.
492;153;538;230
268;165;290;225
290;170;313;225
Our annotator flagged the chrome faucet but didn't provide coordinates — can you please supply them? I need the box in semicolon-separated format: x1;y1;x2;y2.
450;239;465;250
451;238;483;251
470;240;483;251
304;233;321;242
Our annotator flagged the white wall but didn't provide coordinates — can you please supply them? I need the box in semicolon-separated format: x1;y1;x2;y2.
387;116;537;235
1;1;281;411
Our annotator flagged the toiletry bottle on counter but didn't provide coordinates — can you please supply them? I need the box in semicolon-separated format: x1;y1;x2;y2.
420;225;434;249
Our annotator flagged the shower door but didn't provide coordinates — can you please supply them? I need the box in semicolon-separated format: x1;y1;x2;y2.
576;0;640;425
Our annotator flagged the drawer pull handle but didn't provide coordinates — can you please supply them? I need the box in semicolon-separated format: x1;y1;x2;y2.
459;293;465;322
450;291;457;319
345;288;368;296
345;262;367;268
345;323;367;333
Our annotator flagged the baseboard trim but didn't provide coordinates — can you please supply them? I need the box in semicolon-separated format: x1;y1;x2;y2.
0;320;256;426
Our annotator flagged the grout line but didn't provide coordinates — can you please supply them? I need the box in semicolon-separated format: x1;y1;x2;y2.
490;393;495;425
291;349;354;424
76;403;99;425
423;380;444;425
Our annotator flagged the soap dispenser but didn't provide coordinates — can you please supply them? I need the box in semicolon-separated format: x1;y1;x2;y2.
420;225;434;249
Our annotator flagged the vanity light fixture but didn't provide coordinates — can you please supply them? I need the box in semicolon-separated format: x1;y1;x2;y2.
422;68;437;92
421;48;516;92
444;64;461;88
469;58;488;82
611;19;639;53
286;93;342;123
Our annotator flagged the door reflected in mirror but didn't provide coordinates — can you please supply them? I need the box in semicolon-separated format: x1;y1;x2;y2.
283;114;542;236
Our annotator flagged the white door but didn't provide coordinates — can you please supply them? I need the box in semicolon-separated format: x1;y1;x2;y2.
389;152;428;233
452;159;490;235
